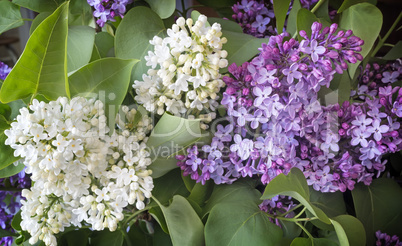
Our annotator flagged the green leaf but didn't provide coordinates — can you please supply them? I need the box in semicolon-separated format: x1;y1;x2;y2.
195;0;237;8
148;168;190;208
8;99;26;120
90;230;124;246
0;0;24;35
147;113;203;177
67;26;95;73
68;58;137;129
286;0;301;36
383;41;402;60
149;206;169;234
279;220;302;240
273;0;291;34
202;179;261;218
0;2;70;103
156;195;205;246
297;8;319;39
59;229;89;246
331;215;366;246
153;222;173;246
208;17;243;33
290;237;338;246
144;0;176;19
126;223;153;246
0;115;20;171
29;12;51;34
205;201;283;246
0;228;18;237
352;178;402;245
0;102;12;120
0;162;24;178
261;168;331;224
191;10;210;27
188;181;214;207
12;210;22;231
339;3;382;78
93;32;115;59
115;6;166;81
221;30;269;73
314;0;331;23
337;0;376;13
12;0;65;13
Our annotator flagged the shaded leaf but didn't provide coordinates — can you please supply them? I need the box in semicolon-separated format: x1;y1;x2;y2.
115;6;166;82
0;162;24;178
145;0;176;19
339;3;382;78
0;2;70;103
12;0;65;13
290;237;338;246
331;215;366;246
297;8;318;39
67;26;95;73
0;228;18;237
90;230;124;246
205;201;283;246
0;115;20;171
195;0;237;8
286;0;301;36
0;0;24;35
383;41;402;60
337;0;376;13
273;0;291;34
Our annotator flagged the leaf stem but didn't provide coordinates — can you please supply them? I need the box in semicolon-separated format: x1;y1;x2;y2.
296;222;315;245
370;12;402;58
310;0;326;14
22;18;34;22
294;206;307;219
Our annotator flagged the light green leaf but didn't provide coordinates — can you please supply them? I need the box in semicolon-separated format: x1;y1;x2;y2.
208;17;243;33
297;8;319;39
93;32;115;58
12;0;64;13
149;157;179;179
221;30;269;72
337;0;376;13
147;113;203;177
205;201;283;246
339;3;382;78
68;58;137;129
157;195;205;246
145;0;176;19
0;115;20;171
352;178;402;245
383;41;402;60
287;0;301;36
0;0;24;35
331;215;366;246
261;168;331;224
202;179;261;217
273;0;291;34
29;12;51;34
67;26;95;73
0;2;69;103
0;162;24;178
115;6;166;82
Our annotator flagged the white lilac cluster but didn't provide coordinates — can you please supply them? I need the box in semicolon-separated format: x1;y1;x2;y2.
5;97;154;246
133;15;228;116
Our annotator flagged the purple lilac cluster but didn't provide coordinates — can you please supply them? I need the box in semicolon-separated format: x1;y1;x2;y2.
231;0;319;38
0;170;31;246
87;0;132;27
177;22;371;193
0;61;11;80
259;195;296;226
376;231;402;246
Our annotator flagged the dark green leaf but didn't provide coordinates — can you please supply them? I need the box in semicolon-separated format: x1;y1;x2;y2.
221;30;269;73
383;41;402;60
0;0;24;35
157;195;205;246
297;8;319;39
90;230;124;246
188;181;214;207
181;172;196;192
202;179;261;218
331;215;366;246
261;168;331;224
0;2;70;103
12;210;22;231
205;201;283;246
144;0;175;19
67;26;95;73
12;0;65;13
8;99;26;120
126;223;153;246
279;220;302;240
115;6;166;82
59;229;89;246
0;102;12;120
152;222;173;246
352;178;402;245
290;237;338;246
147;113;203;178
93;32;115;58
287;0;301;36
339;3;382;78
68;58;137;129
314;0;331;23
195;0;237;8
208;17;243;33
337;0;376;13
0;162;24;178
149;206;169;234
0;115;20;171
273;0;291;34
0;228;18;237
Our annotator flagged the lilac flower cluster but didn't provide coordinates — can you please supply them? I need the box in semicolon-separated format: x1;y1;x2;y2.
376;231;402;246
231;0;319;38
177;22;373;193
87;0;132;27
0;61;11;80
0;169;31;246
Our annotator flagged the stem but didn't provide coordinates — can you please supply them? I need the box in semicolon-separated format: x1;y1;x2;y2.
122;209;144;226
22;18;34;22
181;0;186;17
279;203;303;217
294;206;307;219
296;222;315;245
371;12;402;58
311;0;326;14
